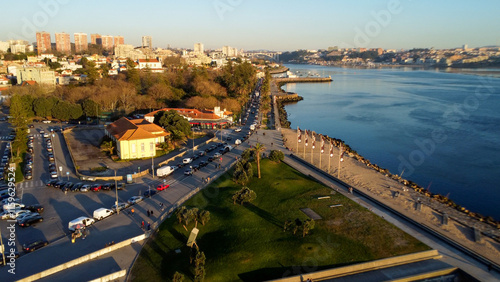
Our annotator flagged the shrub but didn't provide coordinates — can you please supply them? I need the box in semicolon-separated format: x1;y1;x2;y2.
269;150;284;163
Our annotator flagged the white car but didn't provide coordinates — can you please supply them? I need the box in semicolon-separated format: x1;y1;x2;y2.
235;139;242;145
127;196;144;205
234;128;242;132
183;157;193;164
80;185;90;192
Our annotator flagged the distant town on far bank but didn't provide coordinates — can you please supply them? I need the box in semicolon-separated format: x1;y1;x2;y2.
1;31;500;89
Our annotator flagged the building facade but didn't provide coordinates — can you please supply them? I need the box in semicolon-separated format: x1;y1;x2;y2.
142;36;152;48
105;117;169;160
55;32;71;53
90;34;101;45
36;31;51;55
74;33;88;53
114;36;124;47
101;35;114;50
194;43;204;54
17;67;56;85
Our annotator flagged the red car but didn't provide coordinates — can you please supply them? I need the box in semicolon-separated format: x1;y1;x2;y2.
156;184;170;191
91;184;102;191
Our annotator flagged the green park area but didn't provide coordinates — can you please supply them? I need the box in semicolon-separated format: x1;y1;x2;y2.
131;159;429;281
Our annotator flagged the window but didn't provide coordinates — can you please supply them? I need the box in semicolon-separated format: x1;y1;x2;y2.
150;142;154;151
141;143;145;152
131;143;136;153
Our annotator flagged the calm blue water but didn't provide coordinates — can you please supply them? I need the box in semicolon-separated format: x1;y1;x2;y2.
283;64;500;220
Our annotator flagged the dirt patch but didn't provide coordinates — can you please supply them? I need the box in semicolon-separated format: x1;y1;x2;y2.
65;128;115;174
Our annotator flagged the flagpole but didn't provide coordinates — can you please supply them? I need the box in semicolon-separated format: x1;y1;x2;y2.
310;132;314;164
338;143;342;179
328;140;333;173
296;127;299;154
303;130;307;159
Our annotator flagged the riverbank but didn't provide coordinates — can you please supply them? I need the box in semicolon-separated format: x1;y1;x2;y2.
271;76;500;266
280;128;500;266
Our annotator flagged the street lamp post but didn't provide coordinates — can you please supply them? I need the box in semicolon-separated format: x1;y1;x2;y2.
151;154;154;179
114;170;119;214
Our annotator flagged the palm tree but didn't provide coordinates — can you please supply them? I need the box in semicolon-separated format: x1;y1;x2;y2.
252;143;266;178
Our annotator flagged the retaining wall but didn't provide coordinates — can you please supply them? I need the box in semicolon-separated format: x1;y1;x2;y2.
269;250;441;282
16;234;146;282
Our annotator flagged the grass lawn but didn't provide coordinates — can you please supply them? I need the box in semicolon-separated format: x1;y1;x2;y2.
130;159;429;281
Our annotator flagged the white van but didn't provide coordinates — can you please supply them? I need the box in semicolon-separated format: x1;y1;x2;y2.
93;208;113;220
68;216;95;231
157;166;175;177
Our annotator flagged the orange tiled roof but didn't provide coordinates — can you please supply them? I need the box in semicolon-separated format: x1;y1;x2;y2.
106;117;169;141
21;81;37;86
138;59;159;63
145;108;222;120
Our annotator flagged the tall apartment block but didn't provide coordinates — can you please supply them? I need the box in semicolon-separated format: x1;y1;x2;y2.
101;35;114;50
114;36;124;47
74;33;88;53
91;34;102;45
194;42;204;54
55;32;71;53
142;36;152;48
36;31;51;55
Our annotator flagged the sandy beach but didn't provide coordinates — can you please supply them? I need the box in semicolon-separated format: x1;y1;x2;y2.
280;128;500;265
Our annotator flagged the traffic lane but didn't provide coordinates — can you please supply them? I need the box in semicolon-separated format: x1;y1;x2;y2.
0;216;143;280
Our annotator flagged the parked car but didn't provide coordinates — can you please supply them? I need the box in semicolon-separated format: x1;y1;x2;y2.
61;182;73;192
184;168;193;176
53;181;65;189
111;202;129;212
234;128;242;132
91;184;102;192
127;196;144;205
143;190;157;198
50;171;58;179
18;214;43;227
183;157;193;164
23;240;49;253
71;183;83;192
16;211;37;222
102;183;112;191
199;161;208;168
24;204;44;213
116;183;125;190
235;139;242;145
156;184;170;191
80;185;90;192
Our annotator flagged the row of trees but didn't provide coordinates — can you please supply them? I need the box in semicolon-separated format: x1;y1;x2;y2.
5;59;258;121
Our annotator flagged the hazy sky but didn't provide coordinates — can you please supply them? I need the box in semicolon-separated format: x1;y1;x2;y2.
2;0;500;51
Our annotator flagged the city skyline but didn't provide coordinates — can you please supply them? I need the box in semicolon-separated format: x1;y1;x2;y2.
1;1;500;51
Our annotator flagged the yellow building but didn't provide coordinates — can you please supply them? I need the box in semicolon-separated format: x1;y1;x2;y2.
105;117;169;160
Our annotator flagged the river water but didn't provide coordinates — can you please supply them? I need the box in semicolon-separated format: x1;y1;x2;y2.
282;64;500;220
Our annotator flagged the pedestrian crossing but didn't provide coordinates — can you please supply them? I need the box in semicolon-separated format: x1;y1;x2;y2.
0;134;44;140
16;180;45;189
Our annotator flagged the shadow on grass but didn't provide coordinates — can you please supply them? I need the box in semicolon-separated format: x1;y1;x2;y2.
244;203;282;228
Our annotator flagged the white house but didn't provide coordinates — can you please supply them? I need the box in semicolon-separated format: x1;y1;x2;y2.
136;59;163;72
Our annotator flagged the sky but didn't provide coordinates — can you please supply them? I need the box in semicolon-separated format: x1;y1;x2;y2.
2;0;500;51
